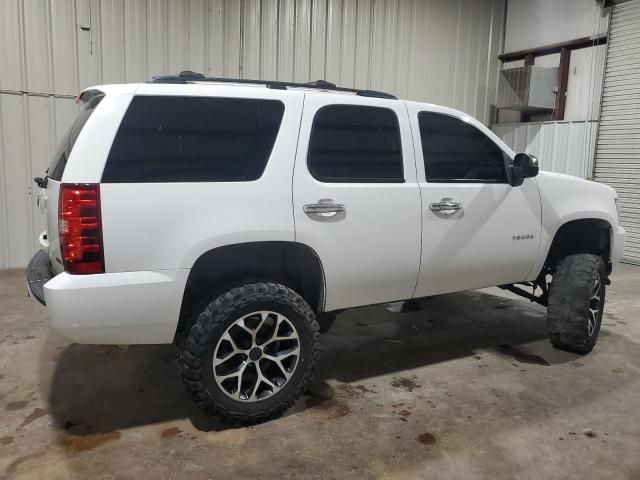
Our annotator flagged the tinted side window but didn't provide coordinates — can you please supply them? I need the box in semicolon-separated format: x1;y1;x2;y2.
102;96;285;183
419;112;507;182
47;93;104;181
308;105;403;183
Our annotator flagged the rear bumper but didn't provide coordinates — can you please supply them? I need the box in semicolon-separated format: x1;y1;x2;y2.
43;269;189;344
27;249;53;306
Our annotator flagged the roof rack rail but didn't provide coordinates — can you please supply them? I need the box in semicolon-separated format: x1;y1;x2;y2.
148;71;397;100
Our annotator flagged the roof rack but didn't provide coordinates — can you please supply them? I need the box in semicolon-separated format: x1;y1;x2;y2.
148;71;397;100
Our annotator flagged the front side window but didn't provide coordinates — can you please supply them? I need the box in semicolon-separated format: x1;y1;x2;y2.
102;96;285;183
308;105;404;183
419;112;507;183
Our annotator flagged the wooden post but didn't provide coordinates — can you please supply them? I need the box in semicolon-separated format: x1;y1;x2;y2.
553;47;571;120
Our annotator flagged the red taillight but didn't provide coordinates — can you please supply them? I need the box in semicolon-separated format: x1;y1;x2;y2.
59;183;105;274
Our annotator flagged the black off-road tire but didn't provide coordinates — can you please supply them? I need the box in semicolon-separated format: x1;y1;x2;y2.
177;282;320;424
547;254;606;354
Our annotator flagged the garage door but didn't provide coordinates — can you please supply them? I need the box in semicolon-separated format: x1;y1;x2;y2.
594;0;640;264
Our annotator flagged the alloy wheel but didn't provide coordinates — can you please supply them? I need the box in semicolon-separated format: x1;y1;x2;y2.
213;311;300;402
588;272;603;337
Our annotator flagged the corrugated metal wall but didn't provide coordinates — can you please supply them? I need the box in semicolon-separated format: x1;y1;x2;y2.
492;120;598;179
0;0;506;269
594;0;640;264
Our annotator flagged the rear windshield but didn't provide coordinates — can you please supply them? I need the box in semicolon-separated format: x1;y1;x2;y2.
101;95;285;183
47;92;104;181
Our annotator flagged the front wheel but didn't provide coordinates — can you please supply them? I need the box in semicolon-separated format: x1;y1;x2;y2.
177;282;320;424
547;254;606;353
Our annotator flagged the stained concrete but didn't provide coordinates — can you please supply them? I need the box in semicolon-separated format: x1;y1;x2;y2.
1;264;639;479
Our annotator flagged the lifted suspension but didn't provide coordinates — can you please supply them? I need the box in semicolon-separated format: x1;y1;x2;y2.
499;269;551;307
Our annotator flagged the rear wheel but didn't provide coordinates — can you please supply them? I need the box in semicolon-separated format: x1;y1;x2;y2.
547;254;606;353
177;282;320;424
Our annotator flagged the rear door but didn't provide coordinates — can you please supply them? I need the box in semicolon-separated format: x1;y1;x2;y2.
293;94;422;311
408;104;542;297
43;91;105;274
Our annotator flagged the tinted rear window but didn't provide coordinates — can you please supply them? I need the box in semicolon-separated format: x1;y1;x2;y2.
101;96;285;183
308;105;404;183
47;93;104;181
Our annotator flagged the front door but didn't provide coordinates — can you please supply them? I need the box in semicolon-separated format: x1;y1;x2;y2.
407;105;542;297
293;94;422;311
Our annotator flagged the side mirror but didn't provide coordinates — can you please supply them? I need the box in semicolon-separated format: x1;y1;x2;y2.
510;153;539;186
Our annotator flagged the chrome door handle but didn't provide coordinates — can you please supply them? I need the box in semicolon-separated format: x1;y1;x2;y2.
303;199;345;215
429;198;462;215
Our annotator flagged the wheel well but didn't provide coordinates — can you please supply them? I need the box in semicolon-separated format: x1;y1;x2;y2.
545;219;612;273
175;242;325;342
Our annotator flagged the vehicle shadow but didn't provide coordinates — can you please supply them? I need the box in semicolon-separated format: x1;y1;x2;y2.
315;288;567;385
45;289;575;435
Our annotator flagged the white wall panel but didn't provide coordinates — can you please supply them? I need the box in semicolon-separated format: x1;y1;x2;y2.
0;0;505;268
492;120;598;179
24;0;52;93
147;0;168;78
223;0;242;78
0;93;78;269
124;0;148;82
0;0;24;92
1;94;32;269
188;0;207;74
51;0;79;93
242;0;261;80
77;0;103;89
101;0;126;84
505;0;608;52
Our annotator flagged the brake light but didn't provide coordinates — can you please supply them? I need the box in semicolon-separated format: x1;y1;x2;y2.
59;183;105;274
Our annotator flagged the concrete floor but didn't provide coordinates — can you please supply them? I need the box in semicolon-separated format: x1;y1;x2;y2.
0;265;639;479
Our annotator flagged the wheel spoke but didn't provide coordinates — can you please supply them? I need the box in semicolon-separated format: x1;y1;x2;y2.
262;314;284;343
260;372;277;390
248;379;261;401
216;361;247;383
269;345;300;359
273;332;298;342
592;275;600;297
263;346;299;380
588;308;599;331
249;366;278;401
222;331;239;350
213;352;235;367
213;333;240;366
588;311;596;336
263;316;298;345
213;332;253;367
235;363;249;400
587;272;603;337
255;311;269;334
237;318;257;339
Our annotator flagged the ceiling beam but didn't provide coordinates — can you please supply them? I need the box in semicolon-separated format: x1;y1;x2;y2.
499;34;607;62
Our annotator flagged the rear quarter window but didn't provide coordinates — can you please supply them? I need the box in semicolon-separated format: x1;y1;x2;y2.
101;96;285;183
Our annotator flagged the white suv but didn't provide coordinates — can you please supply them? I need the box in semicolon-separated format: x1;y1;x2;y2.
27;71;625;423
